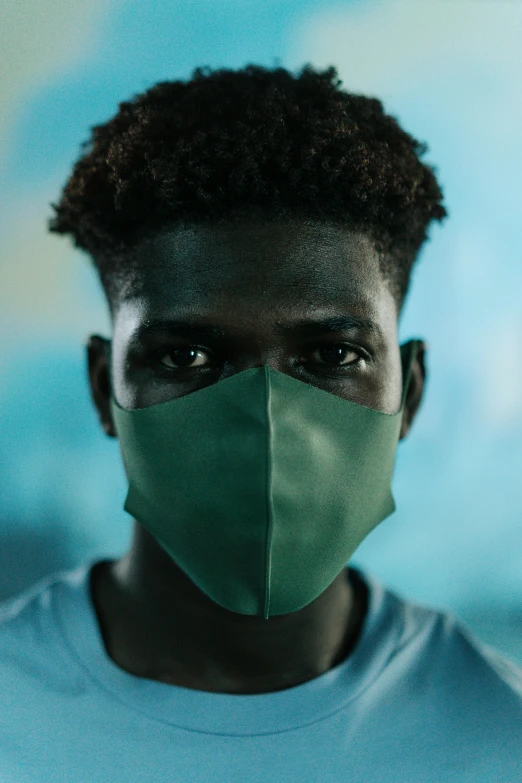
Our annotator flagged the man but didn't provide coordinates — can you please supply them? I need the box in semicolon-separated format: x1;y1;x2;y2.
1;63;520;782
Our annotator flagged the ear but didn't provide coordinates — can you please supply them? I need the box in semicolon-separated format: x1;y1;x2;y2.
87;335;116;437
399;340;427;440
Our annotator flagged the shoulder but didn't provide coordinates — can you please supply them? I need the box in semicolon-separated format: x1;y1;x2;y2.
0;564;93;687
372;576;522;707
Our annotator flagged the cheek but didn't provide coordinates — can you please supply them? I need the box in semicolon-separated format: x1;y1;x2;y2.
110;341;146;410
111;357;170;410
342;350;402;415
378;349;404;415
110;366;138;411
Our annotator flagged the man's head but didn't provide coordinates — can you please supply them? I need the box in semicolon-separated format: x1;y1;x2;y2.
48;63;447;437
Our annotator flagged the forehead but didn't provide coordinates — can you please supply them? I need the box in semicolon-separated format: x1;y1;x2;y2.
115;219;394;326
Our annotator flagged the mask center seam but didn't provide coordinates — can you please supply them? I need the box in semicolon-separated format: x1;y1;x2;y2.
264;367;275;620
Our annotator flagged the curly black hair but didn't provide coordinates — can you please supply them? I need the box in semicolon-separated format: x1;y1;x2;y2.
49;63;447;307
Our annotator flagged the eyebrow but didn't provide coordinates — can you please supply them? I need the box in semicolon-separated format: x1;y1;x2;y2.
131;314;382;342
276;315;382;337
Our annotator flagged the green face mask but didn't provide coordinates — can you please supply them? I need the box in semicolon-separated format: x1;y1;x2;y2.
110;340;419;619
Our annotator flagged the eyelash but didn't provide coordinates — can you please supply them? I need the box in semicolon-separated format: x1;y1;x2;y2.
153;344;366;375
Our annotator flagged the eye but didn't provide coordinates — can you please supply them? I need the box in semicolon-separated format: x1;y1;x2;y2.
159;347;212;369
310;344;361;367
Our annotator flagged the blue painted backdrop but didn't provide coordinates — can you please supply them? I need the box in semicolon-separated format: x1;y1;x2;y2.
1;0;521;662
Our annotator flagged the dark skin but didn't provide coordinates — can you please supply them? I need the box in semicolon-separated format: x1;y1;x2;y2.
87;218;426;695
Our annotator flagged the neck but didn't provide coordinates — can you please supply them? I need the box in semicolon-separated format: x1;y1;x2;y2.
90;525;367;695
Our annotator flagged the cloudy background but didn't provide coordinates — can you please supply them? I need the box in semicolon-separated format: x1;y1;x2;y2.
1;0;521;663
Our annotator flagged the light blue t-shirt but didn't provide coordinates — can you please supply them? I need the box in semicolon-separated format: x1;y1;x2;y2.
0;562;521;783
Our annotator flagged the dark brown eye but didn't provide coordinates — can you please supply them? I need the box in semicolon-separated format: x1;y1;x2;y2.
159;347;210;369
311;345;359;366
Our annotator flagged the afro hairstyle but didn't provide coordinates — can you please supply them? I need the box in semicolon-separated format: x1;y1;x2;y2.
49;62;447;308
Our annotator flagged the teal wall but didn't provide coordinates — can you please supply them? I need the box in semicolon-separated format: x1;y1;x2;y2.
1;0;521;663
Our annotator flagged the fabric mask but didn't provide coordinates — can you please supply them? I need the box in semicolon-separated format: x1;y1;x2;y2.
110;340;419;619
